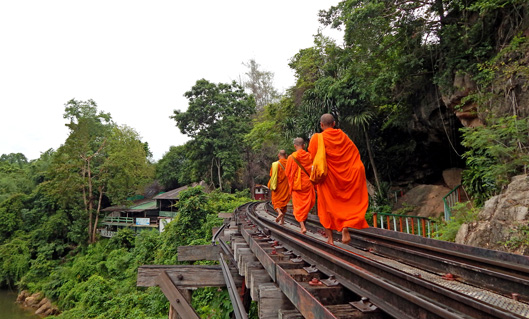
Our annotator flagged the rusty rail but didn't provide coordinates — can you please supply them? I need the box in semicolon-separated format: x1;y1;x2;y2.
265;202;529;303
257;202;529;318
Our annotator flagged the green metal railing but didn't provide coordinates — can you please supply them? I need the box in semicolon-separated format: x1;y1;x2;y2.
443;184;461;221
103;216;134;224
372;212;438;238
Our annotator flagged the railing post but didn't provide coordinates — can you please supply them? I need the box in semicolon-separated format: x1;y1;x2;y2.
421;219;426;237
373;213;378;228
386;215;391;230
399;217;403;232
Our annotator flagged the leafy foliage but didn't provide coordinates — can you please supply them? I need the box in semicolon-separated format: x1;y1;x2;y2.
171;79;255;191
434;202;480;242
47;99;153;243
460;115;529;205
0;186;252;318
155;144;194;190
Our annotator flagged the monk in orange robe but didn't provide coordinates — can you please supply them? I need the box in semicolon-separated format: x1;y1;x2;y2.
285;138;315;234
268;150;291;224
308;113;369;245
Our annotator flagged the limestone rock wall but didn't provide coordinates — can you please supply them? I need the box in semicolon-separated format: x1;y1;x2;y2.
455;174;529;255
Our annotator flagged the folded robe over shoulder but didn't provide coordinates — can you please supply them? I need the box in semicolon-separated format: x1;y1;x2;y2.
285;149;315;222
268;158;291;210
308;128;369;231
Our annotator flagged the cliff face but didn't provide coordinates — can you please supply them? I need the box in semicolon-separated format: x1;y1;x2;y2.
455;175;529;255
442;24;529;129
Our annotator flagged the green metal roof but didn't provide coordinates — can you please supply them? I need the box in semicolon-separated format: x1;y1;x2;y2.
131;200;157;210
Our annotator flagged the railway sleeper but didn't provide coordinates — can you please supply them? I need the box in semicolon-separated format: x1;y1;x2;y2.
234;222;390;318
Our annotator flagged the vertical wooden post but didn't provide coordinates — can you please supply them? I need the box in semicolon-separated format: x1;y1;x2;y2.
399;217;403;232
386;216;391;230
421;219;426;237
373;213;378;228
411;218;415;235
169;306;177;319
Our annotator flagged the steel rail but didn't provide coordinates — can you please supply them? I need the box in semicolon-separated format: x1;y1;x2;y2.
251;203;525;319
348;228;529;301
213;204;250;319
240;204;339;319
265;202;529;302
219;252;248;319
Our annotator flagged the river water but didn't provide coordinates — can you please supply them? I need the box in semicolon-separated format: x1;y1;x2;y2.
0;290;41;319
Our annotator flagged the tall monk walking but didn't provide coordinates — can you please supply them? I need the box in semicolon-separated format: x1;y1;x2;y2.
285;138;315;234
308;113;369;245
268;150;291;225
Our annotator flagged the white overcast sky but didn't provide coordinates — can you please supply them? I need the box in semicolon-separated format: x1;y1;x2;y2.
0;1;342;161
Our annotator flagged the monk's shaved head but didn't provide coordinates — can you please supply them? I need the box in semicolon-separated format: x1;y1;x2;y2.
278;150;287;158
320;113;335;128
293;137;305;146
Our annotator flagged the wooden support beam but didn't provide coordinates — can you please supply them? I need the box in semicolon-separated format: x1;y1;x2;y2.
155;271;200;319
258;283;295;319
250;268;272;300
137;265;242;288
177;245;220;261
218;212;233;219
279;309;304;319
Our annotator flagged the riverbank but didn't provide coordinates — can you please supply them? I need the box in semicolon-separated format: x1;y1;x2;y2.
0;290;42;319
16;290;59;317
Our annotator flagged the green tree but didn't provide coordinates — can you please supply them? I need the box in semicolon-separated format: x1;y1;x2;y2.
155;144;193;190
0;194;27;243
48;99;153;243
171;79;255;191
0;161;33;203
0;153;28;168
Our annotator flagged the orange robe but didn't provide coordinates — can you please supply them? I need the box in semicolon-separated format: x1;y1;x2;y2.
285;150;316;222
308;128;369;231
268;158;291;210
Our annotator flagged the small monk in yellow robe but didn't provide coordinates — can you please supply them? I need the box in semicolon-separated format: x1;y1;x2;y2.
285;138;315;234
268;150;291;224
308;113;369;245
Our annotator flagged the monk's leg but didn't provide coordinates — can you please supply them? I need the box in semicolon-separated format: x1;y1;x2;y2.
342;228;351;244
275;208;284;222
324;228;334;245
300;221;307;234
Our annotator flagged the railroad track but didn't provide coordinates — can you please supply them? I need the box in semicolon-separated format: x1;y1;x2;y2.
225;201;529;319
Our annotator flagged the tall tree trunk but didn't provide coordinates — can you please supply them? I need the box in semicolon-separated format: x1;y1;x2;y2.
364;130;382;196
92;186;104;243
82;163;90;240
210;157;215;189
216;158;223;191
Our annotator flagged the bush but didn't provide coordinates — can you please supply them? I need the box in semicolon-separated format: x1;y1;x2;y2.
461;115;529;206
434;202;480;242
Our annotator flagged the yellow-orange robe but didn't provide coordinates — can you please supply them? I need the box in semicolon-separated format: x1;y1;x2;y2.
268;158;291;210
285;150;316;222
308;128;369;231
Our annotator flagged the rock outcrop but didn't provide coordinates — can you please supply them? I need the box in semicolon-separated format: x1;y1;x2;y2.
455;174;529;254
16;291;59;316
394;184;450;218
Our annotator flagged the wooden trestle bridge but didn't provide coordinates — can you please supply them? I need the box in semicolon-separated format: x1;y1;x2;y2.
137;201;529;319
